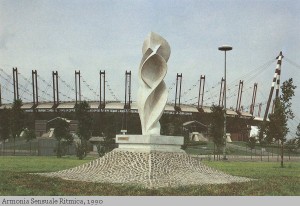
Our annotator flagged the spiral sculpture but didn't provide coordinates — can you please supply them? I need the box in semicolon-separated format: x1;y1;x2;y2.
137;32;170;135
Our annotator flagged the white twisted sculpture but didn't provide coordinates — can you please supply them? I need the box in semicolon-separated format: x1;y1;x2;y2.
137;32;170;135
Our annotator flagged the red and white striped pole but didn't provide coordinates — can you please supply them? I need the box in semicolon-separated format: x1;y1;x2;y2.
275;51;283;98
263;51;283;122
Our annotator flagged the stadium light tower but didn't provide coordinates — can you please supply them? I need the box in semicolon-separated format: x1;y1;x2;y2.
218;45;233;160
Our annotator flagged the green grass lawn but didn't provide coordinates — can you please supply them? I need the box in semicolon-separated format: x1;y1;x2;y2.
0;155;299;196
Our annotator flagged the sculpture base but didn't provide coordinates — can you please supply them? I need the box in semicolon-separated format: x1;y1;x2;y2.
115;134;185;153
37;150;252;188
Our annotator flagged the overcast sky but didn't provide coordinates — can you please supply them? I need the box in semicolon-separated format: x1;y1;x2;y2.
0;0;300;137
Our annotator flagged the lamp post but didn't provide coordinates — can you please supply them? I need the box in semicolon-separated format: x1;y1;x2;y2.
218;45;232;160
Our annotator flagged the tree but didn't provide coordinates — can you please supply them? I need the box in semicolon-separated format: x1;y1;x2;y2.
61;133;74;156
10;99;25;155
258;122;270;160
266;78;296;168
53;118;71;158
267;99;286;162
259;139;267;161
247;136;256;160
295;123;300;148
160;114;183;136
0;107;11;155
257;129;267;161
75;101;93;159
210;105;225;160
285;138;297;160
22;128;36;155
263;122;274;160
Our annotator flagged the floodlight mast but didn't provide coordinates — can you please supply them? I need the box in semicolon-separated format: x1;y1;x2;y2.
218;45;232;160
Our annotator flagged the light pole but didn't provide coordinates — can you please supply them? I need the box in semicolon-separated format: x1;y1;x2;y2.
218;45;232;160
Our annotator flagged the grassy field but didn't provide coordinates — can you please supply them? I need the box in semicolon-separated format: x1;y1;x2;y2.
0;155;299;196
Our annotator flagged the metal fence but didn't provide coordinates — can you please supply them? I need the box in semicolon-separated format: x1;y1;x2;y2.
0;138;76;156
188;142;300;162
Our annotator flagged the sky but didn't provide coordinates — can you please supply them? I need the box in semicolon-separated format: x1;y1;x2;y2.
0;0;300;137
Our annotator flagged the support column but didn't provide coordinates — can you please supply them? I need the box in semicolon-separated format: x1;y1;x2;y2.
174;73;182;112
122;70;132;132
13;67;19;101
197;75;205;112
32;70;38;107
75;70;81;104
258;103;262;117
52;71;59;108
124;71;131;109
250;83;258;115
218;77;225;107
99;70;106;109
236;80;243;112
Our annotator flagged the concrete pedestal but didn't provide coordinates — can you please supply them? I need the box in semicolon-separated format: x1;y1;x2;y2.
115;134;185;153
